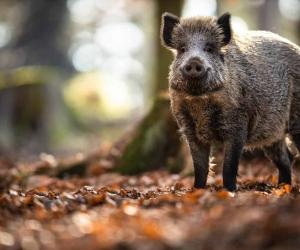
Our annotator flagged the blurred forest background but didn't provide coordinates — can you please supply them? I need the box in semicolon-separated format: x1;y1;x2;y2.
0;1;300;250
0;0;299;161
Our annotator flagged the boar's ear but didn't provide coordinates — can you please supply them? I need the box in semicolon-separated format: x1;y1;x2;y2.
217;12;231;46
161;12;180;48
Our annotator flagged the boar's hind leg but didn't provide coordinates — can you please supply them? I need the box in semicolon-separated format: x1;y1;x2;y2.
264;140;292;185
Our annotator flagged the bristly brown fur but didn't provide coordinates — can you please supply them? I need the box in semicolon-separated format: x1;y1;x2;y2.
174;16;225;47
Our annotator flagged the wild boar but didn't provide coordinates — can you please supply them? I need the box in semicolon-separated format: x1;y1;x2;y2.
161;12;300;191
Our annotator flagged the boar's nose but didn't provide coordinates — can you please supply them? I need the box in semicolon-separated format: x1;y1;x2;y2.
181;58;206;79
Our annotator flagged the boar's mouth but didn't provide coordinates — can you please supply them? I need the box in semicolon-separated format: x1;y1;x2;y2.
185;79;224;96
186;86;224;96
170;73;225;96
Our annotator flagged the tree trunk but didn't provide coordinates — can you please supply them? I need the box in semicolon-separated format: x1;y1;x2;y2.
0;0;72;153
258;0;279;32
0;0;72;71
153;0;184;93
115;0;184;174
115;95;182;174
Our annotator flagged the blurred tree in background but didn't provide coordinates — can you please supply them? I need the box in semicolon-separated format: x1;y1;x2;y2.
0;0;72;154
0;0;71;70
154;0;184;94
116;0;184;174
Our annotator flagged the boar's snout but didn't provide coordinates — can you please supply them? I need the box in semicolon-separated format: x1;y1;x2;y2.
181;58;208;80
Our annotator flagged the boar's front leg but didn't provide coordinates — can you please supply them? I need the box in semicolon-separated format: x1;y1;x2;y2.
222;125;248;191
187;140;210;188
176;105;210;188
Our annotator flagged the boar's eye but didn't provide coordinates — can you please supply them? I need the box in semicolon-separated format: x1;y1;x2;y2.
204;43;215;53
178;46;186;53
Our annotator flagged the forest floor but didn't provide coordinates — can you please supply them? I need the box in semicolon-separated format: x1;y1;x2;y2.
1;152;300;250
